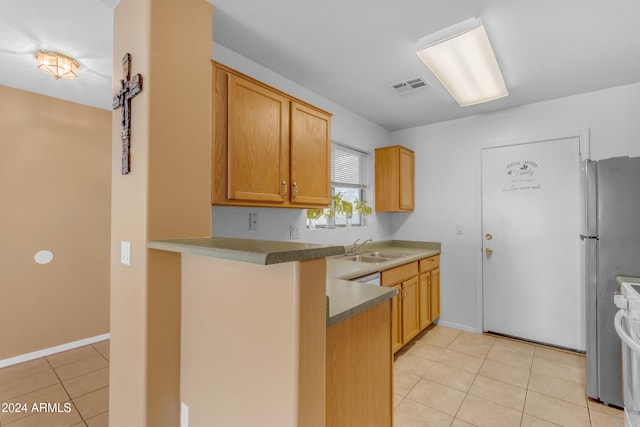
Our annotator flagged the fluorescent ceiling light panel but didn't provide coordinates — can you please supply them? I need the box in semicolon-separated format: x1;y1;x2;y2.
416;18;508;107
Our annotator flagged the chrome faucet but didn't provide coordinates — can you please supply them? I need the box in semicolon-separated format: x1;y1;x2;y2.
350;238;373;254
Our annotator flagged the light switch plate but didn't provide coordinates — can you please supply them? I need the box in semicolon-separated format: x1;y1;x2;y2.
249;213;259;231
455;224;464;234
290;225;300;240
180;402;189;427
120;241;131;266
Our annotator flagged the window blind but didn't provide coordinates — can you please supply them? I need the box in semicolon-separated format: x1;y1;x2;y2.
331;143;368;188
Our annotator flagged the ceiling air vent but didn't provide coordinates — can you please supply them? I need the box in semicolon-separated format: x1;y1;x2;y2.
391;77;432;95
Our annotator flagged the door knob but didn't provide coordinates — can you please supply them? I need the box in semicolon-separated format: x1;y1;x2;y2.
485;233;493;240
485;248;493;255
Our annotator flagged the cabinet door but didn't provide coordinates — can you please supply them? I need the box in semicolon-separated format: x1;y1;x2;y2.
227;74;290;203
399;148;414;211
402;277;420;344
418;273;431;330
430;268;440;321
290;102;331;206
391;284;403;354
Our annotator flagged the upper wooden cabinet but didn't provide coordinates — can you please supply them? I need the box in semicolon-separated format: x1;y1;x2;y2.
213;62;331;208
375;145;414;212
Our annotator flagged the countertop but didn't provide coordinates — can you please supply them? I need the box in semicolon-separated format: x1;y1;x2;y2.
326;240;440;326
147;236;344;265
148;236;440;327
617;276;640;286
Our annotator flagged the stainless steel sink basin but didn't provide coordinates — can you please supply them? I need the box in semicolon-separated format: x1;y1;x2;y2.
340;254;391;263
363;251;409;259
337;251;409;263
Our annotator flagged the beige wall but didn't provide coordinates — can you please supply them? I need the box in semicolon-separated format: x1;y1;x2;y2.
180;255;326;427
0;85;111;360
110;0;212;426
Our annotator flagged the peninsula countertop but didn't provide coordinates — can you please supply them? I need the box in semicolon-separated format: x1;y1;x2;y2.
326;240;440;326
148;236;344;265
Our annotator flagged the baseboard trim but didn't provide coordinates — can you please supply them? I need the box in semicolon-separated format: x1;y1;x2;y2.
0;333;110;368
436;320;478;334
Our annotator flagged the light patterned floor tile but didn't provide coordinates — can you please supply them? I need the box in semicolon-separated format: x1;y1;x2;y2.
437;348;484;374
2;401;82;427
62;368;110;399
46;346;100;368
72;386;109;420
478;359;530;388
86;411;109;427
408;341;447;362
468;375;526;412
456;394;523;427
394;398;453;427
0;369;59;401
91;341;110;361
587;399;624;418
528;371;587;407
406;378;466;416
394;393;404;409
521;413;561;426
395;353;434;377
451;419;476;427
0;383;69;424
589;409;624;427
53;356;109;382
524;390;590;427
394;369;421;397
0;359;52;386
531;356;585;385
534;345;586;369
486;343;534;371
448;333;495;358
423;362;476;392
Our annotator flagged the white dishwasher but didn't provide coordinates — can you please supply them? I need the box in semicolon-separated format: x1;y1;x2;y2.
614;281;640;426
354;272;381;286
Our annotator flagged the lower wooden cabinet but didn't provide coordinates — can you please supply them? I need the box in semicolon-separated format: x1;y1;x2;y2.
391;284;403;353
430;267;440;321
383;254;440;353
326;300;392;427
401;276;420;344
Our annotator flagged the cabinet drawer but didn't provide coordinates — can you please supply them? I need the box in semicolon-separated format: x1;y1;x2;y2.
382;261;418;286
419;255;440;273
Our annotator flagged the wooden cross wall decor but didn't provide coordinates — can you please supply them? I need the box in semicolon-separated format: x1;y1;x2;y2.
113;53;143;175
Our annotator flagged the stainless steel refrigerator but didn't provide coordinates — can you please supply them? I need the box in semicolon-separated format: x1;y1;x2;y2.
584;156;640;408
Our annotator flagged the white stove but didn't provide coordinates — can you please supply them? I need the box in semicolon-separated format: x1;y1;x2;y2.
614;280;640;427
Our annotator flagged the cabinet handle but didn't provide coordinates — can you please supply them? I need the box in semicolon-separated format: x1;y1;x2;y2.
281;180;287;199
292;181;298;201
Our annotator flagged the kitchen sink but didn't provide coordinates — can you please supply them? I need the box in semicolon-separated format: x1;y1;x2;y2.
337;251;409;263
340;255;390;263
363;251;408;259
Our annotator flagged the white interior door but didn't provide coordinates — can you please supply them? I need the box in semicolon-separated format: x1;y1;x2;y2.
482;137;584;350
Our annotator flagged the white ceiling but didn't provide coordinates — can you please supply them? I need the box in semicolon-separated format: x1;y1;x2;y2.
2;1;639;131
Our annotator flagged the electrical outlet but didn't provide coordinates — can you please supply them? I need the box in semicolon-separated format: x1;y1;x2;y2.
249;213;259;231
120;241;131;266
290;225;300;240
180;402;189;427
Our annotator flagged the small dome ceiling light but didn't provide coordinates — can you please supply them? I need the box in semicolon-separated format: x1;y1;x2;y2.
35;50;79;80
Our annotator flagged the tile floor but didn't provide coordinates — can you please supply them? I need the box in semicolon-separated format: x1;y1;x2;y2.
394;325;624;426
0;326;625;427
0;340;109;427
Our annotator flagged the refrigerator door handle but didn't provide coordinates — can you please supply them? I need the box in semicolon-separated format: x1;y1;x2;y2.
580;234;599;240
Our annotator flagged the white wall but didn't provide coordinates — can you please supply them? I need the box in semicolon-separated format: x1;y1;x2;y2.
391;82;640;332
211;43;393;245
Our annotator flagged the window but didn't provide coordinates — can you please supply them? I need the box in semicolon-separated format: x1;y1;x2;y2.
307;143;369;228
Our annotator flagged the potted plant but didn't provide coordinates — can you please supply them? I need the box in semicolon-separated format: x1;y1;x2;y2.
306;208;324;229
354;198;372;225
326;192;349;227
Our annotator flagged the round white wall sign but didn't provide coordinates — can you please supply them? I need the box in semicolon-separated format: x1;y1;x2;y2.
34;250;54;265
